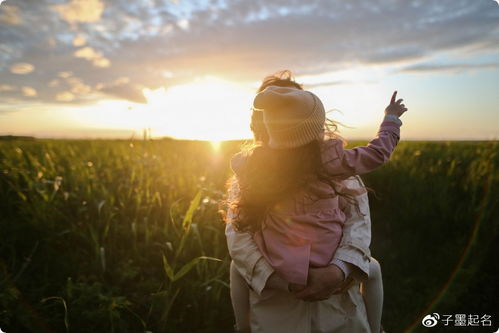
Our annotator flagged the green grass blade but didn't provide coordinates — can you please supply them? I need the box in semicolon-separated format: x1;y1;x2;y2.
182;191;202;230
173;256;222;282
162;254;175;282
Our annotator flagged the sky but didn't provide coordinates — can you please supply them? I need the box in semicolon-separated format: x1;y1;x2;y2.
0;0;498;141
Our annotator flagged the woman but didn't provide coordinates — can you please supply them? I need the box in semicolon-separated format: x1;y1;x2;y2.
225;71;376;332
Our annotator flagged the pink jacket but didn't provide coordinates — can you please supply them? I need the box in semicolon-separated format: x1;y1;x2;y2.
231;119;401;285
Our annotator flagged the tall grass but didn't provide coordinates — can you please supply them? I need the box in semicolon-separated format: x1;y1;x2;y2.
0;139;497;332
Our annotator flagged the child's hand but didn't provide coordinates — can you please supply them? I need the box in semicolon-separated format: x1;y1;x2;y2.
385;91;408;118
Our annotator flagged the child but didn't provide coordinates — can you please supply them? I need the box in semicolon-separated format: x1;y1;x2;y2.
227;84;407;332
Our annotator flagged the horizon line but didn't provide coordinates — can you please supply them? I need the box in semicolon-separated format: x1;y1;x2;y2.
0;134;497;142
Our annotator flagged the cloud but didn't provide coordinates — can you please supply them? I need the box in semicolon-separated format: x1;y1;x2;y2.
52;0;104;24
400;62;499;73
72;35;87;46
66;77;92;95
48;79;60;87
1;0;498;106
99;81;147;104
74;46;110;67
0;84;15;92
22;86;37;97
304;80;359;89
93;76;146;103
177;19;189;30
94;0;498;87
113;77;130;85
9;62;34;74
58;71;73;79
55;91;76;102
0;4;22;25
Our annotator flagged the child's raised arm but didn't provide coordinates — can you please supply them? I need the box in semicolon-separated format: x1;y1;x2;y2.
322;91;407;177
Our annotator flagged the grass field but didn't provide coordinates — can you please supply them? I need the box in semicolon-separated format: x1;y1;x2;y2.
0;139;498;333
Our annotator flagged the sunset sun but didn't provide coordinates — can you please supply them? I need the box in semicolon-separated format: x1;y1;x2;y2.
142;76;254;141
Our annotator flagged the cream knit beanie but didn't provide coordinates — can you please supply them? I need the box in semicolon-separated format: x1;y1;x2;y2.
253;86;325;149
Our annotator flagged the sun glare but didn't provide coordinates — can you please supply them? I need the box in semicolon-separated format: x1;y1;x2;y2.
210;140;222;151
142;76;254;141
54;73;390;141
301;70;387;128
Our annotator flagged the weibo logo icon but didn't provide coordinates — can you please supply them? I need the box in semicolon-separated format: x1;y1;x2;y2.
422;313;440;328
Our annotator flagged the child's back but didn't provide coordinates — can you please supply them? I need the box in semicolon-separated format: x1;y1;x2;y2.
230;86;406;286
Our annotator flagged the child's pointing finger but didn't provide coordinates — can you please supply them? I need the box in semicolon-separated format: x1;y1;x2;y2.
390;91;397;104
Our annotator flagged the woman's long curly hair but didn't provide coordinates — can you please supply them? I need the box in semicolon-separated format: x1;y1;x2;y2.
226;70;356;233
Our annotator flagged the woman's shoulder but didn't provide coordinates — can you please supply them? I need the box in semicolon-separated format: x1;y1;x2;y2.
341;176;367;196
